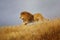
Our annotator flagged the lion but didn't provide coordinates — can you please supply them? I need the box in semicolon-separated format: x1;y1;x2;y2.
20;11;49;25
20;11;34;25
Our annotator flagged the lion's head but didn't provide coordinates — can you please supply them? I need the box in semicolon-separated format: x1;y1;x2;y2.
20;11;34;25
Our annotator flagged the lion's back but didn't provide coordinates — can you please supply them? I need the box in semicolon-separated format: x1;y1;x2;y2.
34;13;44;21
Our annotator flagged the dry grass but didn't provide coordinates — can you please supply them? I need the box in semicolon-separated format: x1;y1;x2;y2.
0;18;60;40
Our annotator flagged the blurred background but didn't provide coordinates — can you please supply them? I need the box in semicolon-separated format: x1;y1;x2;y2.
0;0;60;26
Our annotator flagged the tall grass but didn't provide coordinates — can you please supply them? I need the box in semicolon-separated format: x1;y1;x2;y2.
0;18;60;40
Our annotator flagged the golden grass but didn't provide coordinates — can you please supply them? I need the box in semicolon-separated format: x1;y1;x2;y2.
0;18;60;40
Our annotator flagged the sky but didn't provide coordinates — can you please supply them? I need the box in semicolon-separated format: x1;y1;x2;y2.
0;0;60;26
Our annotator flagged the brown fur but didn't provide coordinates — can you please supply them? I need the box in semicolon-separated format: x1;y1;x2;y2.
34;13;44;21
20;11;34;25
34;13;49;22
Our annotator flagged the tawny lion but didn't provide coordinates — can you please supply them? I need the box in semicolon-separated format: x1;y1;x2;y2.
20;11;49;25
